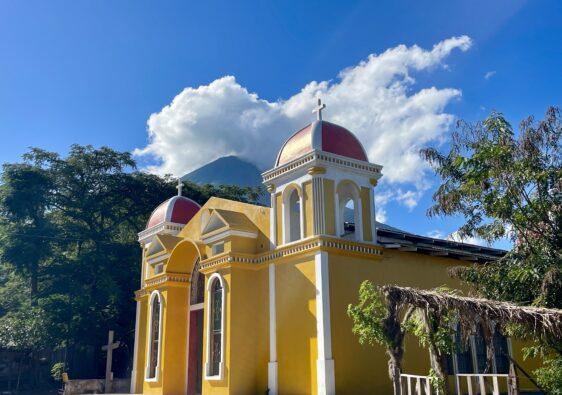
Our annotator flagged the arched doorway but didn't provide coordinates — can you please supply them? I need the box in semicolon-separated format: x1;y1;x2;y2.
187;259;205;395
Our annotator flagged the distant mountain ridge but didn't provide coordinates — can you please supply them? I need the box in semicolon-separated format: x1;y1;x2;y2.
182;156;263;187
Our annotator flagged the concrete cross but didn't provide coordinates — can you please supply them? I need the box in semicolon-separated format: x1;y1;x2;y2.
177;178;183;196
312;98;326;121
102;330;120;393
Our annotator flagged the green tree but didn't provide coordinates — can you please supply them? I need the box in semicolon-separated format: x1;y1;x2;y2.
421;106;562;392
421;107;562;307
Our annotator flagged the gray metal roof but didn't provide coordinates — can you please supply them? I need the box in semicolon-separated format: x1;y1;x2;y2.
374;222;506;263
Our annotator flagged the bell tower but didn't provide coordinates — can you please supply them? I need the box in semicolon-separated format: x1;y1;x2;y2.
262;100;383;247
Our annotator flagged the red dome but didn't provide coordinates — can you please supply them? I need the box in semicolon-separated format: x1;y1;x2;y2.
275;121;368;167
146;196;201;229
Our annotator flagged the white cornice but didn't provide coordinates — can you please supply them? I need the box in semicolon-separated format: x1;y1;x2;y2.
262;150;383;185
138;222;185;245
201;229;258;245
146;253;170;266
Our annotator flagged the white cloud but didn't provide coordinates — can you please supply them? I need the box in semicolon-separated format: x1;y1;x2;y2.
395;189;424;210
447;231;489;247
484;70;496;80
427;230;444;239
376;208;387;223
375;190;395;207
135;36;472;207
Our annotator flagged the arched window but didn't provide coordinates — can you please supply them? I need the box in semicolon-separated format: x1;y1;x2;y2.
145;291;163;381
336;181;362;241
205;273;225;380
283;185;303;244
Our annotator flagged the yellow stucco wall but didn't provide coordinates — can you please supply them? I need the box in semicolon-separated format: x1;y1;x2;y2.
140;286;190;395
229;266;269;395
328;251;468;394
276;256;318;395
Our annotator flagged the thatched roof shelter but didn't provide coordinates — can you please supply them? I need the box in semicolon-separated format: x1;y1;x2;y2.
380;285;562;341
373;285;562;394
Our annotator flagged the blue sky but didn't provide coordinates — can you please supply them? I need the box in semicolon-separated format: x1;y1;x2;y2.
1;0;561;247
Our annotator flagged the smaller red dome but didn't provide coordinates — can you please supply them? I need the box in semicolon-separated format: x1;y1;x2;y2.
275;121;368;167
146;196;201;229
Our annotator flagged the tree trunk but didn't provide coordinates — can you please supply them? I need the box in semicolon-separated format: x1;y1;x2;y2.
388;354;402;395
482;324;495;374
422;310;449;395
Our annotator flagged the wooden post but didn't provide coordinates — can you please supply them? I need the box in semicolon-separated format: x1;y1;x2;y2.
507;362;520;395
102;330;121;394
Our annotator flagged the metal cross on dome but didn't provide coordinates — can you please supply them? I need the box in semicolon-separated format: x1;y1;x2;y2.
177;177;183;196
312;98;326;121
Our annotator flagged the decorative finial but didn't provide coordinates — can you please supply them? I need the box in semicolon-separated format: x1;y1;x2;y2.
312;98;326;121
177;178;183;196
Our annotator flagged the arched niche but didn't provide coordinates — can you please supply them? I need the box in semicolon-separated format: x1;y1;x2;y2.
166;239;203;275
336;180;363;241
282;183;304;244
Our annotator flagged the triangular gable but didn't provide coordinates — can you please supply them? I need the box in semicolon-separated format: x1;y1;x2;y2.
147;237;165;256
201;211;228;236
146;234;182;257
212;209;257;233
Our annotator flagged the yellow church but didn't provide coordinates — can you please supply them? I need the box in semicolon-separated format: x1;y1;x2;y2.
129;102;529;395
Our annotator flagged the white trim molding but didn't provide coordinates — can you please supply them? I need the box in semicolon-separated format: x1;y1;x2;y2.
268;263;278;395
315;251;335;395
145;291;164;383
205;273;226;381
202;229;258;245
146;253;170;266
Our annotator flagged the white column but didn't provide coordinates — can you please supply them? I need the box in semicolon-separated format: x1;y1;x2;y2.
315;251;335;395
130;300;141;393
270;192;277;249
312;177;326;235
299;194;305;239
369;187;377;243
268;263;278;395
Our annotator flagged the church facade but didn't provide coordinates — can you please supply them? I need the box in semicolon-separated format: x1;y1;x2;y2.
130;104;530;395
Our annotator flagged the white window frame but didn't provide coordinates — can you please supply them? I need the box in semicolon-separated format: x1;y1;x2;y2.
205;273;225;381
145;290;163;382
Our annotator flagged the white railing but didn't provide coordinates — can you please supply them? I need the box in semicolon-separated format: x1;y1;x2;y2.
455;374;509;395
400;374;438;395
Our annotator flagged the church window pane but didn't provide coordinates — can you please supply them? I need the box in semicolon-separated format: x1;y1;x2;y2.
190;259;205;305
475;326;487;373
453;325;474;374
206;274;224;379
493;328;510;373
212;242;224;256
147;293;161;380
